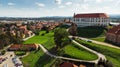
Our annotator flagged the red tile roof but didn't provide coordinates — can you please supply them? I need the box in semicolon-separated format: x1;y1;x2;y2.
79;64;86;67
9;44;38;50
74;13;109;18
107;25;120;35
60;62;78;67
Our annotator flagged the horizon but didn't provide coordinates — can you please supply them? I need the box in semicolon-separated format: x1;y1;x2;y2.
0;0;120;17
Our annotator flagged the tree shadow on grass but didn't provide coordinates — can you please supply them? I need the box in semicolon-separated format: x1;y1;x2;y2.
77;26;106;38
35;47;57;67
35;53;54;67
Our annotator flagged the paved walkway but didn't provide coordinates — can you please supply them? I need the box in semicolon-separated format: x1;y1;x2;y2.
76;36;120;50
39;44;104;64
72;40;106;64
23;34;35;41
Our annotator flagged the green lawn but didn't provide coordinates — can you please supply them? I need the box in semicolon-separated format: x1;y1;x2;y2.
62;43;98;60
22;30;99;67
21;31;56;67
77;27;106;38
75;38;120;67
90;37;105;42
15;51;26;56
23;31;54;45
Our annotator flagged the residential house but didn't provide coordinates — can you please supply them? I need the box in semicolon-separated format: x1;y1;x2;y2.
106;25;120;44
8;44;39;51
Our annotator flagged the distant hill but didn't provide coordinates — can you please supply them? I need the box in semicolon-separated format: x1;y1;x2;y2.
0;16;72;21
109;14;120;19
0;14;120;21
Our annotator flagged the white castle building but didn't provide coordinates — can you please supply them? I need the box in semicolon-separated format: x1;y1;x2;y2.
73;13;110;27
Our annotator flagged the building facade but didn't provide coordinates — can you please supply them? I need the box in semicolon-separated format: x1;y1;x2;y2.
73;13;110;27
106;25;120;44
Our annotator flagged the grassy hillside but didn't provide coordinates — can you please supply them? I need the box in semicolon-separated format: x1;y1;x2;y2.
90;37;106;42
61;43;98;60
75;38;120;67
22;31;56;67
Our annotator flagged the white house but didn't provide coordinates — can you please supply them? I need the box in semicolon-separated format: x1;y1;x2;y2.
73;13;110;27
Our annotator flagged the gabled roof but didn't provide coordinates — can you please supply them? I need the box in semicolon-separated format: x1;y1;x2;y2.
60;62;78;67
74;13;109;18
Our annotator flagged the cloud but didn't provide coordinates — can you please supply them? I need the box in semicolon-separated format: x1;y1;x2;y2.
96;0;103;3
8;2;15;6
36;2;45;7
81;4;89;9
66;2;72;6
115;0;120;7
58;5;65;8
55;0;62;5
83;0;104;3
75;3;80;7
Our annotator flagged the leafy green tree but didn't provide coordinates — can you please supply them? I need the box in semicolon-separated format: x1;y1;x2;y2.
54;28;71;48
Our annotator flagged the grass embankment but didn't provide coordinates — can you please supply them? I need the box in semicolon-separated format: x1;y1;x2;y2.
61;43;98;60
75;38;120;67
22;30;99;67
21;31;56;67
90;37;105;42
77;27;106;38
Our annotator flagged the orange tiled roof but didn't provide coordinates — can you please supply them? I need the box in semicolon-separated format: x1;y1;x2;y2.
60;62;78;67
9;44;37;49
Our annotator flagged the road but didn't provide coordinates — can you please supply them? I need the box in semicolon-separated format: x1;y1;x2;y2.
75;36;120;50
39;44;105;64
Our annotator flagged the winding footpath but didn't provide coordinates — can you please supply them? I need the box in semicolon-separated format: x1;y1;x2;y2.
22;34;35;41
72;39;106;64
39;39;106;65
76;36;120;50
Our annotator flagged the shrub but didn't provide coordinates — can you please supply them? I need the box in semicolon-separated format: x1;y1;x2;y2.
1;50;6;55
15;51;26;56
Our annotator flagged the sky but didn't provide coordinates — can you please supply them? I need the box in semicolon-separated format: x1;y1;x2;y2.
0;0;120;17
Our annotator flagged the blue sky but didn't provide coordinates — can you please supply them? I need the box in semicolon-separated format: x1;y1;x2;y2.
0;0;120;17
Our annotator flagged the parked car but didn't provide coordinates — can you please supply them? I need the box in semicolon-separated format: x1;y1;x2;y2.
15;63;23;67
3;64;8;67
86;40;92;42
2;58;6;61
0;58;3;64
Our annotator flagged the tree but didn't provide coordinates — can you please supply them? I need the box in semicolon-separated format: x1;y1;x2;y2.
54;28;71;48
68;23;77;36
34;29;40;35
0;33;10;49
42;25;49;33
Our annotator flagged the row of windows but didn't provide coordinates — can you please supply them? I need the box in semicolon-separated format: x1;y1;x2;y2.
77;23;108;26
76;22;108;24
74;18;109;22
